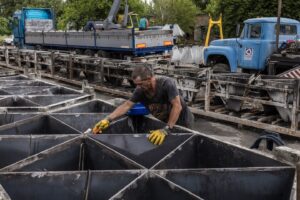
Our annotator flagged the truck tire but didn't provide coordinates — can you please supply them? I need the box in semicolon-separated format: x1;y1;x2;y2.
212;63;230;72
35;45;42;50
75;49;82;55
97;50;109;58
84;49;94;56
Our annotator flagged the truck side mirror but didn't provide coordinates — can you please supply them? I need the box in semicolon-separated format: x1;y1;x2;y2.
236;24;240;37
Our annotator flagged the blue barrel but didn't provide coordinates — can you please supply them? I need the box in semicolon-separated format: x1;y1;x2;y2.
127;103;149;116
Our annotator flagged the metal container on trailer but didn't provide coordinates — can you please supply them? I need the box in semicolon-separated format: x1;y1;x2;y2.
43;32;66;46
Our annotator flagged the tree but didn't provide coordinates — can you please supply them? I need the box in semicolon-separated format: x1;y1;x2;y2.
57;0;149;30
152;0;197;34
193;0;210;10
0;0;65;18
0;17;10;35
0;0;65;34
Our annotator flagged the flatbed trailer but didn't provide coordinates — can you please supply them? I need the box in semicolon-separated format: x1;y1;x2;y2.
24;28;173;57
13;8;173;57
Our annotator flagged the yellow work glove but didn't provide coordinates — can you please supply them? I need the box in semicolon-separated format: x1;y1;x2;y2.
92;119;110;134
148;126;170;145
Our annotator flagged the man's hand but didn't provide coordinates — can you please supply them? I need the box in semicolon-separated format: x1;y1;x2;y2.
148;127;170;145
92;119;110;134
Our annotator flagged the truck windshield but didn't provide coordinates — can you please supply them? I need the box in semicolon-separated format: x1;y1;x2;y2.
275;24;297;35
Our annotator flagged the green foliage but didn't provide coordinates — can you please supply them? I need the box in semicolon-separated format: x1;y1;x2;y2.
57;0;150;30
0;0;64;18
0;0;65;34
152;0;198;33
57;0;110;30
193;0;210;10
0;17;10;35
206;0;300;37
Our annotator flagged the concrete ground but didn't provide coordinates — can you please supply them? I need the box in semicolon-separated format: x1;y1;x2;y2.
194;117;300;152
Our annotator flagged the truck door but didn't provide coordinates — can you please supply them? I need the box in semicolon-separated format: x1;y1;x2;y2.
238;23;262;70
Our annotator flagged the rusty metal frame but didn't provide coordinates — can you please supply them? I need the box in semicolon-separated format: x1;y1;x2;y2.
1;47;300;138
198;70;300;137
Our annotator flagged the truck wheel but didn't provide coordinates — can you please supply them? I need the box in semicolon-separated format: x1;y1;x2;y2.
35;45;42;50
75;49;82;55
212;63;230;73
97;50;109;58
84;49;94;56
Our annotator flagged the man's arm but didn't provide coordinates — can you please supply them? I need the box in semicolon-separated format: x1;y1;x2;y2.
167;95;182;128
107;100;135;121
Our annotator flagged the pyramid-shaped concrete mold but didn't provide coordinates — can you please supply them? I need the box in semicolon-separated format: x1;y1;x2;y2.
0;80;54;87
0;171;143;200
92;134;192;168
0;115;81;135
1;136;144;172
54;100;115;113
24;95;87;106
51;114;111;132
110;172;203;200
1;86;56;95
153;135;288;169
0;135;76;169
0;114;36;126
102;116;191;134
156;168;295;200
0;97;40;107
37;87;82;95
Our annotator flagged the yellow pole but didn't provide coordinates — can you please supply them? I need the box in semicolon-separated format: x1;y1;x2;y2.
205;14;223;47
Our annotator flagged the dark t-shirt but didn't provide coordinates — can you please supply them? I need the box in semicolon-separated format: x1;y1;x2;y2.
130;76;194;128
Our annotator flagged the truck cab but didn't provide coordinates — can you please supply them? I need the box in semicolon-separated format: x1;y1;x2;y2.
203;17;300;73
12;8;54;48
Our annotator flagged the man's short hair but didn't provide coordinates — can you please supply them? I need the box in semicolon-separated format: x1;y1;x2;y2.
131;65;153;80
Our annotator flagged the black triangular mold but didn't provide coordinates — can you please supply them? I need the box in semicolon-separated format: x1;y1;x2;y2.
156;168;295;200
154;135;288;169
91;134;192;168
1;136;143;172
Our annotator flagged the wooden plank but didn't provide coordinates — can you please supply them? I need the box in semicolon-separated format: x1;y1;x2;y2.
190;107;300;138
257;115;277;123
291;80;300;131
204;70;211;111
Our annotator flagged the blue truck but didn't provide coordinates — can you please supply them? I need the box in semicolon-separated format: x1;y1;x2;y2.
12;7;173;57
203;17;300;75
